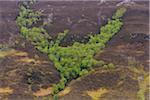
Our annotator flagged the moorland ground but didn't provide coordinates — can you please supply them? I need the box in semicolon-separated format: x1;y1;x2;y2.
0;1;149;100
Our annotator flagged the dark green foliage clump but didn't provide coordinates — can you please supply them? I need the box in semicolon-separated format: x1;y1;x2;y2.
16;1;126;95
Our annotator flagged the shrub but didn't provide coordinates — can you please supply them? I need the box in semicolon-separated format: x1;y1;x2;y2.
55;30;69;46
16;1;126;95
20;27;29;38
17;5;41;28
103;65;108;69
53;95;58;100
112;7;127;19
79;69;89;76
108;63;115;69
53;84;59;94
102;63;115;69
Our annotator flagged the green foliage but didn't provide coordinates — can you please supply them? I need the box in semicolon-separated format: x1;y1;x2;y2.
52;77;66;94
16;2;126;96
53;95;59;100
108;63;115;69
102;63;115;70
16;4;41;27
103;65;108;69
54;30;69;46
89;18;124;45
20;26;29;38
112;7;127;19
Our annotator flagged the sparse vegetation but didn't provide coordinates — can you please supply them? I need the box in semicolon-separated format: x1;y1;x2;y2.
16;0;126;96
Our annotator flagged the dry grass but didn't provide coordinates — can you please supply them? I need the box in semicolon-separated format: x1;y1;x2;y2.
0;49;28;58
137;74;149;100
0;87;13;94
15;57;48;64
33;87;52;97
86;88;108;100
58;87;71;97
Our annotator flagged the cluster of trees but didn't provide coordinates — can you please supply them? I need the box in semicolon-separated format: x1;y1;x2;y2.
89;7;126;45
16;1;126;96
17;5;41;28
16;1;52;54
46;8;125;94
49;7;126;94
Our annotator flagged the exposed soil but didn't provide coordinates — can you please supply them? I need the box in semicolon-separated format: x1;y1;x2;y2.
0;0;149;100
